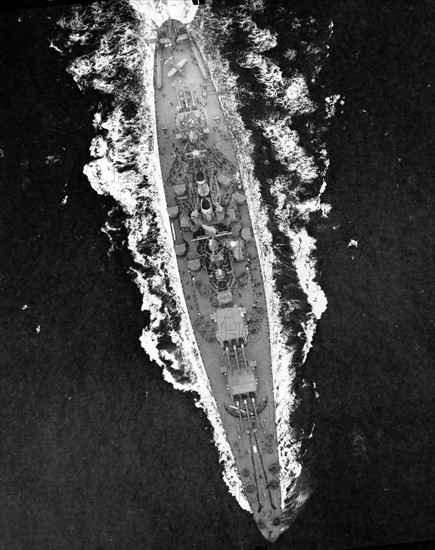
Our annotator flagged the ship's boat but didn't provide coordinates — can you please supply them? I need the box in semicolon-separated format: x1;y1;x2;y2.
154;18;282;542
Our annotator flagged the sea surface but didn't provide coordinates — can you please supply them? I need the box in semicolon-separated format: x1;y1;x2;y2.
0;1;433;550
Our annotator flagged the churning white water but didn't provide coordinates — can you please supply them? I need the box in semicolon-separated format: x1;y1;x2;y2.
59;0;334;527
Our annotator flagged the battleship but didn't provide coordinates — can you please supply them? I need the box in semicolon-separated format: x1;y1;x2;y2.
153;18;282;541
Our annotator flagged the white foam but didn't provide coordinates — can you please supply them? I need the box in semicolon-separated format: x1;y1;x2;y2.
63;0;336;527
129;0;197;28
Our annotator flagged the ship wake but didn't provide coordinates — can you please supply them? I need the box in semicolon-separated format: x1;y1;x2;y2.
58;0;337;529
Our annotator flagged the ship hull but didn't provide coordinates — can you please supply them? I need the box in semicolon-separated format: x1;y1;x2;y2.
153;18;282;541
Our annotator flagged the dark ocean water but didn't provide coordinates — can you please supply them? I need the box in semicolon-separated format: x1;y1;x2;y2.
0;2;433;550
